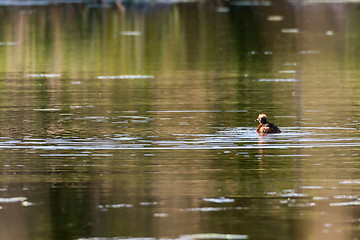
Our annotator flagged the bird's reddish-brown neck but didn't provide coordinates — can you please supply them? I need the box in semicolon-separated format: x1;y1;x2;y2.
256;123;263;132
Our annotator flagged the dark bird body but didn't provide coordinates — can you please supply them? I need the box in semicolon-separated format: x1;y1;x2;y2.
255;114;281;134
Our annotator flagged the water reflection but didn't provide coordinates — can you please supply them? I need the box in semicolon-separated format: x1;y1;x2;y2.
0;1;359;240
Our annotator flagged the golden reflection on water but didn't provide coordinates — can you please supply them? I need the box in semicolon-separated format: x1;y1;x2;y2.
292;5;354;240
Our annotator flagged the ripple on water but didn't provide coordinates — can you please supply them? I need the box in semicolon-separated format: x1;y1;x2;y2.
281;28;299;33
76;233;248;240
330;201;360;207
0;197;27;203
25;74;61;78
259;78;298;82
0;41;17;45
202;197;235;203
97;203;134;209
140;202;159;206
97;75;154;79
121;31;142;36
0;125;358;150
178;234;248;240
299;186;324;189
33;108;61;112
339;180;360;184
230;0;271;6
180;207;243;212
267;15;284;21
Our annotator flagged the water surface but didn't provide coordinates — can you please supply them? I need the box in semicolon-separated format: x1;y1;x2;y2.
0;1;359;240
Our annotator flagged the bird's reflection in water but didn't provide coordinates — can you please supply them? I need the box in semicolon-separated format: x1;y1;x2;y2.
257;134;268;173
256;132;280;174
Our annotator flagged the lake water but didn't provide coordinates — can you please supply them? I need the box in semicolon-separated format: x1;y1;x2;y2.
0;1;359;240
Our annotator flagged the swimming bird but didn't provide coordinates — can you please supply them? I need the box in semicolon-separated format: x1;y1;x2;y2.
255;113;281;133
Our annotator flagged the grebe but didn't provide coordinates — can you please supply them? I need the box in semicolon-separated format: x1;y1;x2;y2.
255;113;281;134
